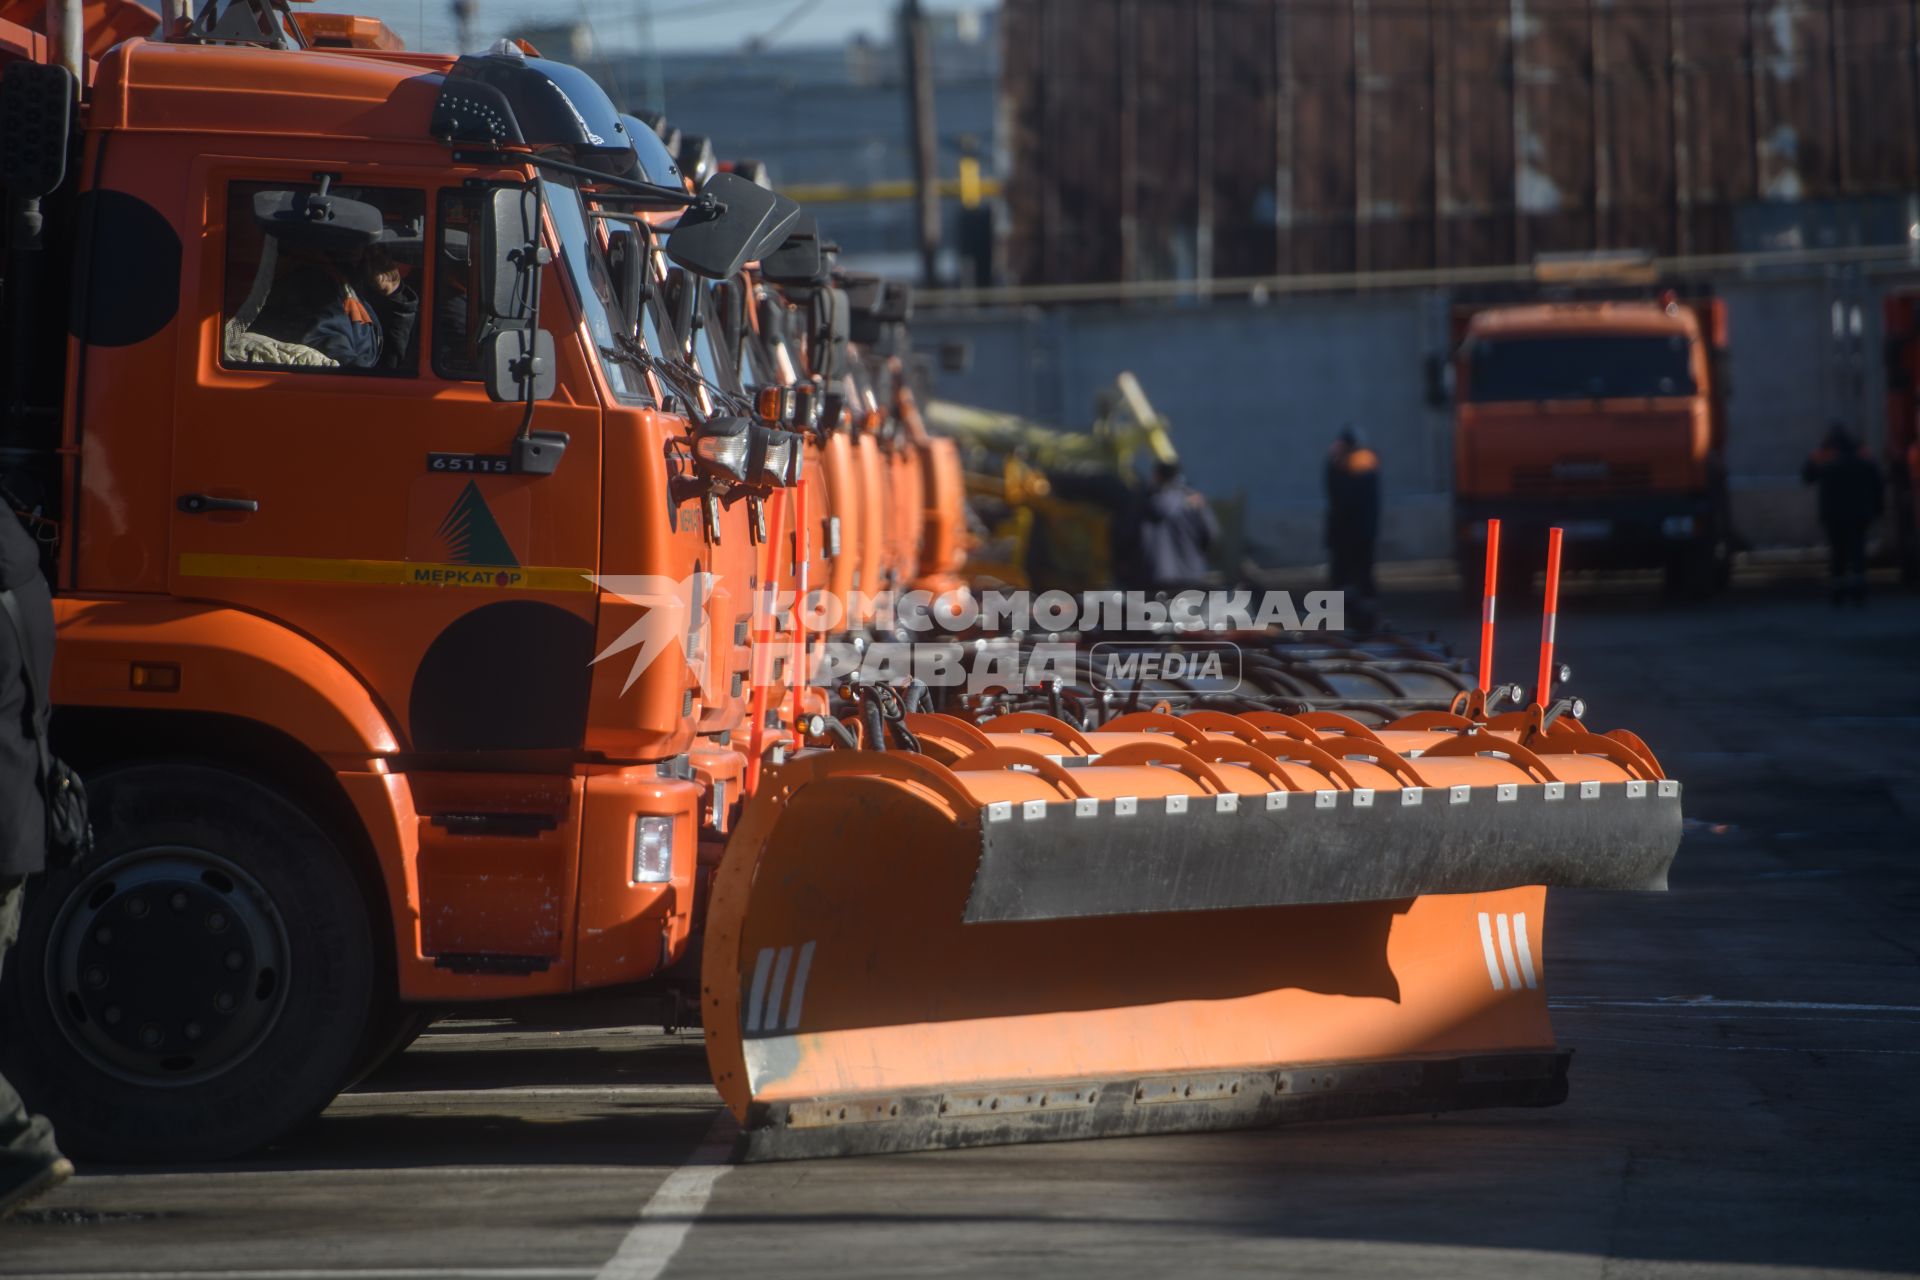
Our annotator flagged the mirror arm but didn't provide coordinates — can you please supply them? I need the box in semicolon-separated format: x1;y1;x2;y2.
457;148;713;209
516;183;548;442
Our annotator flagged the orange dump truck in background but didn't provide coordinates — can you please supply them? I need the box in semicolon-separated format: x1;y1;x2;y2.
1451;296;1733;595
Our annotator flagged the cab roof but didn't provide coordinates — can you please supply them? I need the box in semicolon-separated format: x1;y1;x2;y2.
90;37;456;142
1467;301;1699;340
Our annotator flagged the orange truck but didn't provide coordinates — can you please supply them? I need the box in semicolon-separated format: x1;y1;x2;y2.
0;0;814;1159
2;0;1683;1166
1449;294;1734;595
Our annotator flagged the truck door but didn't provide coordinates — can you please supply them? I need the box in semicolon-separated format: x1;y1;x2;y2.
169;164;604;754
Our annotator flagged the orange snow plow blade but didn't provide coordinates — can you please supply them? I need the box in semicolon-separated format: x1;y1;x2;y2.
702;712;1680;1161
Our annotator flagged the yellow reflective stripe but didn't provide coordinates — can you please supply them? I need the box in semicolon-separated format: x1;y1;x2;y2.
179;553;594;592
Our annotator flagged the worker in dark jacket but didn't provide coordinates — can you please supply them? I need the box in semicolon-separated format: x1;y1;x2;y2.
1801;422;1884;606
1325;426;1382;625
250;256;383;368
1134;461;1218;590
363;246;421;370
0;512;71;1218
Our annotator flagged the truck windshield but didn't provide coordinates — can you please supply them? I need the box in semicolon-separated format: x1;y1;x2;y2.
1467;334;1696;402
690;283;739;397
542;174;650;404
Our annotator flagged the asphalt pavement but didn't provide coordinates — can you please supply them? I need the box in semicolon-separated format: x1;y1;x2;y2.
4;567;1916;1280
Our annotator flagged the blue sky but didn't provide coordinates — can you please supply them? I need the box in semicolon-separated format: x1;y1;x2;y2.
303;0;959;55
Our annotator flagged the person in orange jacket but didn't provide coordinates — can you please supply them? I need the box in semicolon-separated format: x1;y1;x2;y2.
1326;426;1381;625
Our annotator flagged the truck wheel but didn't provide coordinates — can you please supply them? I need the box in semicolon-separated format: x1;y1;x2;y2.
0;764;375;1162
341;1004;435;1090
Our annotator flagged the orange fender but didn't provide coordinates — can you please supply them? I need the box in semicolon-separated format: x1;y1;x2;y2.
53;596;397;764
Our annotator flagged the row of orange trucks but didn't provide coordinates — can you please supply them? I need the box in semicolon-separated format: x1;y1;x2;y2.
0;0;1682;1164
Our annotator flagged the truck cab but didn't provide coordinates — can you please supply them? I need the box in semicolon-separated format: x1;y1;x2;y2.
0;15;799;1160
1451;298;1732;594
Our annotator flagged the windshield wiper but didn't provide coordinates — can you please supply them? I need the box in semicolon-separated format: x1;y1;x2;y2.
603;334;749;422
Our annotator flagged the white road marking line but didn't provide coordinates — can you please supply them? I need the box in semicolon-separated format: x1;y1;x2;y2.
764;946;794;1032
1512;911;1539;989
597;1113;736;1280
784;940;816;1030
1494;913;1522;989
744;948;774;1033
1476;912;1504;991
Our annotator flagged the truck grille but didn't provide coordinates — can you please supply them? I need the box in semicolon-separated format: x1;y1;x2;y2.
1512;462;1653;494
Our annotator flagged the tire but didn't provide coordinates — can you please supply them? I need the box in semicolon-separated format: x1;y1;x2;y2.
0;764;375;1162
341;1005;435;1090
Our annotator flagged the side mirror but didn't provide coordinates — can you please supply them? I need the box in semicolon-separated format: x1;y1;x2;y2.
665;171;802;280
876;281;913;323
483;328;556;404
482;186;543;323
606;227;644;338
810;286;850;383
760;214;824;285
663;268;695;351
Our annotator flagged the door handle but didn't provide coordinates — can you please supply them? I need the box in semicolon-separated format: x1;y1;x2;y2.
177;493;260;515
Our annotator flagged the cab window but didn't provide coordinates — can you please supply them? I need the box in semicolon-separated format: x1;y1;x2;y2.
221;180;424;375
1467;334;1698;402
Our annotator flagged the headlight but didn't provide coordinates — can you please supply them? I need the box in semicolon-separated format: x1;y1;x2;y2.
633;815;674;884
694;417;752;481
793;383;822;430
758;429;793;484
749;427;804;486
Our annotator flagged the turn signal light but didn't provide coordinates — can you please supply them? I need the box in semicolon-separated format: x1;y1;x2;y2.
130;662;181;693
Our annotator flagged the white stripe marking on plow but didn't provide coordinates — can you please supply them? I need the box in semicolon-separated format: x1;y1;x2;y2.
765;946;794;1031
597;1113;736;1280
745;948;774;1033
1495;913;1523;989
784;940;817;1030
1477;912;1505;991
1512;911;1539;988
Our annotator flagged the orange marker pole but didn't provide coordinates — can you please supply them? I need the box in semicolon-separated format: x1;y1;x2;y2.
789;475;811;750
745;489;788;798
1478;518;1501;695
1536;526;1564;707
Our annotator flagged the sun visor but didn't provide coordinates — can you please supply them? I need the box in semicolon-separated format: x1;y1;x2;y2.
253;189;382;251
432;51;636;178
620;112;685;189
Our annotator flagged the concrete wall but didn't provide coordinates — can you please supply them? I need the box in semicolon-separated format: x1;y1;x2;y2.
915;273;1904;566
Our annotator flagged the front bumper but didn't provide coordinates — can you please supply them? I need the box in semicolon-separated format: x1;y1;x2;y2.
1455;493;1718;565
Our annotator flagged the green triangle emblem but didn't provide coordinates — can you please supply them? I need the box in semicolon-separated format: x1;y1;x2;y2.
436;480;520;567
